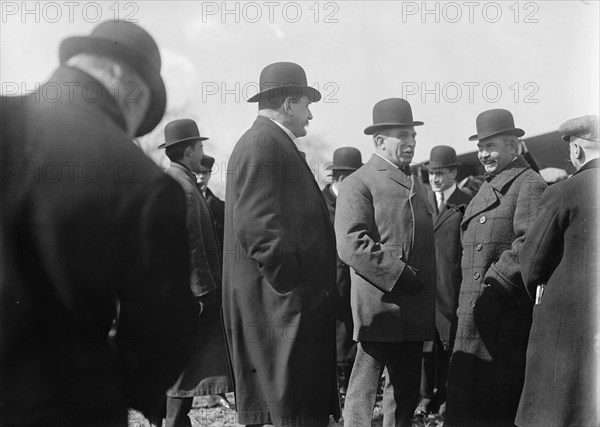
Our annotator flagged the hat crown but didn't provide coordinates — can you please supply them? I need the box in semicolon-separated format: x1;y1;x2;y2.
426;145;460;169
330;147;363;170
559;115;600;143
259;62;308;93
165;119;201;144
373;98;414;125
200;155;216;169
89;21;161;71
470;108;524;141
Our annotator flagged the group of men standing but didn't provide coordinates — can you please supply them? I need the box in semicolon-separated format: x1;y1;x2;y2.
1;20;598;427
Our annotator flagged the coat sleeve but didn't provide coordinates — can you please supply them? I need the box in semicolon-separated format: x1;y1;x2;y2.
232;136;303;294
116;178;199;414
184;188;217;297
335;176;405;293
519;185;566;300
484;171;547;298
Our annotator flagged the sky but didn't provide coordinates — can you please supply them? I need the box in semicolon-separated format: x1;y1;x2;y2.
2;0;599;197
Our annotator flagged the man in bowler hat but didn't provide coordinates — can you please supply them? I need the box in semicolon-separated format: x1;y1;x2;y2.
196;155;225;252
322;147;363;399
0;21;197;427
335;98;436;426
515;115;599;427
222;62;340;426
415;146;472;419
445;109;547;427
156;119;231;427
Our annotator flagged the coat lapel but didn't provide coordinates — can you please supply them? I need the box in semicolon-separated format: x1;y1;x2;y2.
461;156;530;227
434;188;464;231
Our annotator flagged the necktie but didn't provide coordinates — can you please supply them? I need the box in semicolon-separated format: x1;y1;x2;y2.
438;192;445;210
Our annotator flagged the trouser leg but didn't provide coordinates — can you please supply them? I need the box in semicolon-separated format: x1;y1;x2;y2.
164;396;193;427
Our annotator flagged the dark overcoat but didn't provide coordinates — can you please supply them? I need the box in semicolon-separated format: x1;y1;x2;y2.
446;156;547;427
427;187;472;349
222;116;340;426
205;187;225;252
0;67;198;426
515;159;599;427
335;154;436;343
166;163;231;397
322;183;356;365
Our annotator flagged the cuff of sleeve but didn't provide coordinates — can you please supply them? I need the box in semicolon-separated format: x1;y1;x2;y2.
484;263;520;298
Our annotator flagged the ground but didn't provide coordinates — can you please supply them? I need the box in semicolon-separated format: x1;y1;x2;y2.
127;394;444;427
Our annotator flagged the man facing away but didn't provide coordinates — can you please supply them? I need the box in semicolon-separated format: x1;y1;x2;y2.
516;115;599;427
335;98;436;427
0;21;197;427
222;62;340;427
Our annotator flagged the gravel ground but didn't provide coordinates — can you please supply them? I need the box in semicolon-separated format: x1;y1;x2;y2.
127;393;444;427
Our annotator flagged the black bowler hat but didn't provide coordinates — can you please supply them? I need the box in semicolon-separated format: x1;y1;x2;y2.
423;146;462;170
468;109;525;141
59;21;166;137
247;62;321;103
364;98;424;135
199;155;216;171
325;147;363;171
158;119;208;149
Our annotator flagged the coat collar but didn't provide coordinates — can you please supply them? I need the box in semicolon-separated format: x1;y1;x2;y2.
47;66;127;132
461;155;530;227
368;153;413;193
168;161;197;186
574;157;599;175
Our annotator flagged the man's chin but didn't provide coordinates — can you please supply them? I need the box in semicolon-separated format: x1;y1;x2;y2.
483;164;497;174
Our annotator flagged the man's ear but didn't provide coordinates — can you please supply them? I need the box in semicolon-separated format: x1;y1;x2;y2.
282;97;293;115
184;144;194;158
373;134;384;149
573;142;584;161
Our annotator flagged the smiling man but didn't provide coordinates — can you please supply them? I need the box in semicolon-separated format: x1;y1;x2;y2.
335;98;436;427
445;109;547;427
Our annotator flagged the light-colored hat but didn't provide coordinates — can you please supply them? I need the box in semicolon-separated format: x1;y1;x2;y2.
559;115;599;143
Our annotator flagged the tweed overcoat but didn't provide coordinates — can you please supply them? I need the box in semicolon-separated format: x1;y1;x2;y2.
446;155;547;427
0;67;198;426
427;187;472;349
222;116;340;426
335;154;436;343
166;163;231;397
515;159;599;427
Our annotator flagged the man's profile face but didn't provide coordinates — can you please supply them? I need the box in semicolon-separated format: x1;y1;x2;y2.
197;169;211;188
188;141;205;174
286;95;313;138
477;136;514;175
378;126;416;167
429;167;457;193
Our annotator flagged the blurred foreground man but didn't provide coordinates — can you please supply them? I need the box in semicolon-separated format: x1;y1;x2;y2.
415;146;472;418
322;147;363;398
516;115;599;427
0;22;197;427
446;109;547;427
156;119;231;427
335;98;436;427
222;62;340;427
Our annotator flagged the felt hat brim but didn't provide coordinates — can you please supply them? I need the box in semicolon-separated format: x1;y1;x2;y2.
158;136;209;149
364;121;424;135
468;127;525;141
60;36;166;137
423;161;462;170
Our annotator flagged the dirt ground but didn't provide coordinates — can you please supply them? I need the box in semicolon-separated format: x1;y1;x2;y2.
127;393;444;427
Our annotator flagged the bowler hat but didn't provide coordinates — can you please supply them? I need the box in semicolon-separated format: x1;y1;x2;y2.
325;147;363;171
59;21;166;137
423;146;462;170
199;155;216;171
364;98;424;135
559;115;599;143
247;62;321;103
468;109;525;141
158;119;208;149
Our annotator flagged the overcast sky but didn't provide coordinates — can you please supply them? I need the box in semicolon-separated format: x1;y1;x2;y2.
2;0;599;196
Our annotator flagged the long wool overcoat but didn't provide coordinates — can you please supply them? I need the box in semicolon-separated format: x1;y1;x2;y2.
335;154;436;343
222;116;340;427
166;162;231;397
446;156;546;427
515;159;599;427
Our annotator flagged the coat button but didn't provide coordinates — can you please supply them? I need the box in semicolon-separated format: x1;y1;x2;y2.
476;243;483;251
479;216;487;224
474;272;481;280
470;300;476;308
